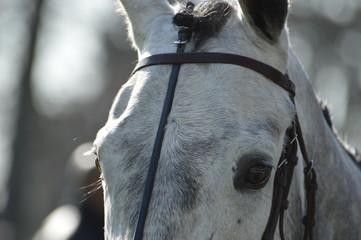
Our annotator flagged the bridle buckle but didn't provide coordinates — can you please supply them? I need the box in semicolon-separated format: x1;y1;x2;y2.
306;160;315;176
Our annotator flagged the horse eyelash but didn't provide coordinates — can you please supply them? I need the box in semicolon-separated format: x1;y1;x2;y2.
80;178;102;203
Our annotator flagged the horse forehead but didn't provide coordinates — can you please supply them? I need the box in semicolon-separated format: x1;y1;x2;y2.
96;74;294;160
96;96;288;200
94;62;295;238
97;59;295;148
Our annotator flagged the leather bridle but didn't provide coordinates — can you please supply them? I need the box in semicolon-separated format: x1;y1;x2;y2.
131;7;318;240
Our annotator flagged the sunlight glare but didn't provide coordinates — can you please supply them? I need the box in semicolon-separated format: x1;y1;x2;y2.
32;204;80;240
31;0;118;118
72;142;95;171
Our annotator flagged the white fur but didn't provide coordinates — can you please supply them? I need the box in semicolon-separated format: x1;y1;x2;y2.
94;1;361;239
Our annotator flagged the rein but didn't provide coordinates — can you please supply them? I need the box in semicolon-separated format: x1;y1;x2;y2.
132;5;317;239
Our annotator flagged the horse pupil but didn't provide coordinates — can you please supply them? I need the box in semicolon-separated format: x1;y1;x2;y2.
246;165;271;185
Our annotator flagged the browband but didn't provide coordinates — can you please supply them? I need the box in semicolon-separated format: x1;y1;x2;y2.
132;52;295;97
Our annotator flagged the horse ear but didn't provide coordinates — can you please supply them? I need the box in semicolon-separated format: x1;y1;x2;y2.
116;0;173;50
238;0;288;41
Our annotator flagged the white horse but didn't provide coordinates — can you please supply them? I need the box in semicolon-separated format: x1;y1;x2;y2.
93;0;361;239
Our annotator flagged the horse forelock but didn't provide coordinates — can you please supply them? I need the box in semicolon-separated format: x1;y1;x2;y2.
173;0;233;50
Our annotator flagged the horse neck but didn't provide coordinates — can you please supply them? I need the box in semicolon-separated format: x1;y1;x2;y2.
287;47;361;238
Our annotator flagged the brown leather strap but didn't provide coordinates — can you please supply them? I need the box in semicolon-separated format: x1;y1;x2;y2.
133;27;193;240
262;109;317;240
262;125;299;240
295;115;317;240
132;52;295;97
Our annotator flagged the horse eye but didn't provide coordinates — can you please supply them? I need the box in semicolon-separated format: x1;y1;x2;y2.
95;158;102;174
244;164;272;189
233;160;273;191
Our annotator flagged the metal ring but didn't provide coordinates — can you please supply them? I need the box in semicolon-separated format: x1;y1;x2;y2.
278;158;288;168
290;134;298;144
306;160;314;176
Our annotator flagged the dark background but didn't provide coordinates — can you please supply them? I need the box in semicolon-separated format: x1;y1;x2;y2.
0;0;360;239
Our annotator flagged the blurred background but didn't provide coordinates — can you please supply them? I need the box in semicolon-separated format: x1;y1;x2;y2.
0;0;360;239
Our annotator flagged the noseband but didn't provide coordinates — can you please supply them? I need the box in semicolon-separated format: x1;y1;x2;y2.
132;4;317;240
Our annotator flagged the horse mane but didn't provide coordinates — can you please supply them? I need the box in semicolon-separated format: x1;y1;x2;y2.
319;100;361;168
173;0;232;50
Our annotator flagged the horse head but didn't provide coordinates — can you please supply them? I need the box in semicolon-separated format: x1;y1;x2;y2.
92;1;361;239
